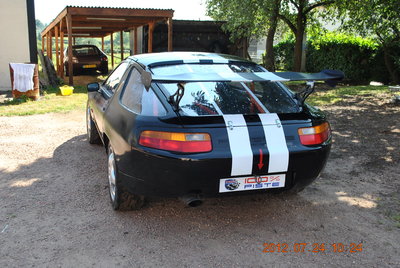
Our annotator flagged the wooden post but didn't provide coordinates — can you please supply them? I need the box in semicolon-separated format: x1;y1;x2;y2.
60;18;64;78
167;18;173;51
46;33;51;58
120;31;124;62
55;25;59;75
148;22;154;53
134;27;138;55
111;33;114;69
41;35;45;53
60;31;65;78
66;13;73;85
73;37;76;45
49;32;53;61
101;37;104;51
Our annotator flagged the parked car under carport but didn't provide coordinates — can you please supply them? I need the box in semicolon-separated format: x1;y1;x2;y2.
64;45;108;75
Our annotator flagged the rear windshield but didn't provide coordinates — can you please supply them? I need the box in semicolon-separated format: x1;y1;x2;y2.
151;63;299;116
73;46;99;56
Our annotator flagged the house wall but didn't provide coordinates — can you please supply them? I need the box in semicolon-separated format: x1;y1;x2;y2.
0;0;31;91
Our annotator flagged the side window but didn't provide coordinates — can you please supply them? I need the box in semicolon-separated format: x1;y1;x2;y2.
103;62;129;93
121;68;166;116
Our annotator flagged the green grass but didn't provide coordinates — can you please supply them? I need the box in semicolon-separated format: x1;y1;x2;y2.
0;86;87;116
393;214;400;228
307;85;390;106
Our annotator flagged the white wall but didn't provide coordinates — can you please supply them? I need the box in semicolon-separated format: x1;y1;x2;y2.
0;0;30;91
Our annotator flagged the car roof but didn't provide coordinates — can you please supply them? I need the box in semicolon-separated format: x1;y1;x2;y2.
72;45;98;48
127;52;254;68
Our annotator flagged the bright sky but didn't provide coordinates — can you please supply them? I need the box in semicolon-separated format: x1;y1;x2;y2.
34;0;212;24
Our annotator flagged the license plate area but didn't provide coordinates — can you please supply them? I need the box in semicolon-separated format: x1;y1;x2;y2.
219;174;285;193
83;64;96;68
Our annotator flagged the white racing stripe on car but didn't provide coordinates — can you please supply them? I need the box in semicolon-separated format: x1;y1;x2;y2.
258;114;289;173
223;115;253;176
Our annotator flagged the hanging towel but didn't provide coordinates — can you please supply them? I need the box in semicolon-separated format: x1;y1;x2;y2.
10;63;36;92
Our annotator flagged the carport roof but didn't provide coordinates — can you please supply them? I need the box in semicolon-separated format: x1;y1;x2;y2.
41;6;174;38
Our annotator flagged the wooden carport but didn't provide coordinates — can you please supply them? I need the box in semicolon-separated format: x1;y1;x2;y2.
41;6;174;85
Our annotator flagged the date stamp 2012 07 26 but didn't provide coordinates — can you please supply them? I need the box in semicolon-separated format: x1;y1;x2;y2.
262;243;363;253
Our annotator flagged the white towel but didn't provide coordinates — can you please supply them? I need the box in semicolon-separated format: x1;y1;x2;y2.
10;63;36;92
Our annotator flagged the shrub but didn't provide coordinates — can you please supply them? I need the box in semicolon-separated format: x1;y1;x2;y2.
273;32;398;84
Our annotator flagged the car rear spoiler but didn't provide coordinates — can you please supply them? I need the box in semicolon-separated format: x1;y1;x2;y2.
272;70;344;87
142;69;344;110
147;69;344;87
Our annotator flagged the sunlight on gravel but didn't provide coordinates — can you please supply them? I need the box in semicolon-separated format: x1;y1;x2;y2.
336;192;378;209
10;178;40;188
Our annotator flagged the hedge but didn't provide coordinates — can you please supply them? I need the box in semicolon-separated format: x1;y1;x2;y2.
273;33;398;84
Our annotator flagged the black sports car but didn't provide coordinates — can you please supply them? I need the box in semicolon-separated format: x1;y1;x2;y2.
86;52;343;210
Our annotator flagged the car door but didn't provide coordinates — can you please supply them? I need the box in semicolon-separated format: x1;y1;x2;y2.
91;61;130;134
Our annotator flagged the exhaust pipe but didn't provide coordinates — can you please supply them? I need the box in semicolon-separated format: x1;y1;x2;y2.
180;194;203;207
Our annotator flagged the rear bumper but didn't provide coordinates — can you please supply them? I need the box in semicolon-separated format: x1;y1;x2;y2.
116;144;331;197
64;62;107;71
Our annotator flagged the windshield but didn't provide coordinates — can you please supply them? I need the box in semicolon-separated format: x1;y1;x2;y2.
151;63;299;116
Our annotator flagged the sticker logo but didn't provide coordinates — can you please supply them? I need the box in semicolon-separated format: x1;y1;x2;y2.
225;179;240;191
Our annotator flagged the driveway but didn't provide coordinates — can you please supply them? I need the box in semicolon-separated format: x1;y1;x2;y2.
0;94;399;267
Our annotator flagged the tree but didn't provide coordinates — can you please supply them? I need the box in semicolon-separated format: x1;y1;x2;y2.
279;0;335;71
328;0;400;83
206;0;336;71
206;0;271;60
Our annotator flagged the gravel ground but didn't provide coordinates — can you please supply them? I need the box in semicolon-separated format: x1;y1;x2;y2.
0;93;399;267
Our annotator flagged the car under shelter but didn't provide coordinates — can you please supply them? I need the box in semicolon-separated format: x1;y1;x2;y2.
40;6;174;85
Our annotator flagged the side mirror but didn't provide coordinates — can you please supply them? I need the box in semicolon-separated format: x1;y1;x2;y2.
87;82;100;92
141;71;152;91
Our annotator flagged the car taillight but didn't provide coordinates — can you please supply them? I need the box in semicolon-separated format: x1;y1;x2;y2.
101;56;108;61
139;131;212;153
298;122;331;145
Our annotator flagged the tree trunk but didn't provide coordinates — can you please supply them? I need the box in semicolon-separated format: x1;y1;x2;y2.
264;0;280;71
293;13;305;72
265;29;276;71
383;45;400;84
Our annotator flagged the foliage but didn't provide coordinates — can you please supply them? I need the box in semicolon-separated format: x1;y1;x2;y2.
205;0;271;40
0;86;87;116
274;32;396;83
323;0;400;83
206;0;337;71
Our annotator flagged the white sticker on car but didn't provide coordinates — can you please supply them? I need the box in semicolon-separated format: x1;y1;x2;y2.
223;114;253;176
258;113;289;173
219;174;286;193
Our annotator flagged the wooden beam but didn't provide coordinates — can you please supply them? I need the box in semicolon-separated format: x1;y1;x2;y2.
167;17;173;51
67;7;174;18
41;7;68;36
148;22;155;53
111;33;114;69
101;37;104;51
55;25;59;75
120;31;124;61
66;13;73;85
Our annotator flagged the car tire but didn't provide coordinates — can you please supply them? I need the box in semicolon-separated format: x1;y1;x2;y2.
107;144;145;211
86;103;101;144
